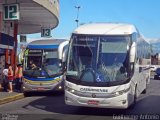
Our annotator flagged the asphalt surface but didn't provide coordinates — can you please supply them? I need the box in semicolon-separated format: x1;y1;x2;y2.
0;92;24;105
0;79;160;120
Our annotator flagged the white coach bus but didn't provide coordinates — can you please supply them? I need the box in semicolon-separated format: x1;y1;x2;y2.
65;23;151;109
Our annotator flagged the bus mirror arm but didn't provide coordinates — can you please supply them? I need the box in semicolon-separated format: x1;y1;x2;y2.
62;49;68;63
130;42;136;63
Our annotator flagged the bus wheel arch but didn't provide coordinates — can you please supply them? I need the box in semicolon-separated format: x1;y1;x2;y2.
134;85;138;103
129;84;137;109
142;79;147;94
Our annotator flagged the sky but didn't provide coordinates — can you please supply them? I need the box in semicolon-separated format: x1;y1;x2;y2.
28;0;160;43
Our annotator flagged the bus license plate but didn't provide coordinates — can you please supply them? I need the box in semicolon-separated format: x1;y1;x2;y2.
88;100;99;105
37;87;45;90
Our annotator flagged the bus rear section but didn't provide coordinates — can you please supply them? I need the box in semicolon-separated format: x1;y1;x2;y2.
65;23;151;109
22;39;68;93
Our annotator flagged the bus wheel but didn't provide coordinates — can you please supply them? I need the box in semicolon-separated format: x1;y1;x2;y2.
23;92;29;97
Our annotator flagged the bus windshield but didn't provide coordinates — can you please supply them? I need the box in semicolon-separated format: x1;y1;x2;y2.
24;49;62;78
67;35;130;86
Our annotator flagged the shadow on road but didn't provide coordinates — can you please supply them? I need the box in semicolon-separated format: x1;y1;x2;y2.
132;95;160;114
24;91;64;97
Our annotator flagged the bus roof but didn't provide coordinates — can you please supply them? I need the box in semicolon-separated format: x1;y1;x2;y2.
27;39;68;49
73;23;138;35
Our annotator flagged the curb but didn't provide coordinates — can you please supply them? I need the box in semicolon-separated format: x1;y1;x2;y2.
0;93;24;105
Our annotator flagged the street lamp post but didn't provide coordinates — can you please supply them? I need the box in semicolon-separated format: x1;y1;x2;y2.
75;6;80;27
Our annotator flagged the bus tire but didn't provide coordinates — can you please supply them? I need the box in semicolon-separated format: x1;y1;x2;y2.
23;92;29;97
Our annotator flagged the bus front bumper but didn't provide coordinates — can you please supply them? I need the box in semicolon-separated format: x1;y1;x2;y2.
65;91;131;109
22;80;63;92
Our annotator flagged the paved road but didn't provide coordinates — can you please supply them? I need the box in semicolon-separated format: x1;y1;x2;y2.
0;79;160;120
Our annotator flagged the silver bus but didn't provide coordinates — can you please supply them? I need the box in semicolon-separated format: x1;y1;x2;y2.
22;39;68;94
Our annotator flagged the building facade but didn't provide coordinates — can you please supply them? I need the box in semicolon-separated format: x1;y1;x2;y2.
0;0;59;79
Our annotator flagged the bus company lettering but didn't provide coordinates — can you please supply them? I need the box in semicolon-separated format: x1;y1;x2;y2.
80;88;108;93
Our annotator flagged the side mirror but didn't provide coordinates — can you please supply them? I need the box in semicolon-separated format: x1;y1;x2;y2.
130;42;136;63
62;48;68;63
20;58;24;65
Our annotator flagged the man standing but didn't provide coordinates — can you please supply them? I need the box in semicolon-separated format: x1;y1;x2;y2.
15;64;23;92
8;64;13;93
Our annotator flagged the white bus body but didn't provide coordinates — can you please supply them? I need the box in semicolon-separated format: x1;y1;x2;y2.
22;39;69;93
65;23;151;109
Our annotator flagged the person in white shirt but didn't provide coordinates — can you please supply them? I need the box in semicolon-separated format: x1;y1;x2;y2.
3;68;8;76
2;64;9;92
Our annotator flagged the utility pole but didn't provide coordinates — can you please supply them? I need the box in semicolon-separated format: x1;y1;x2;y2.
75;6;80;27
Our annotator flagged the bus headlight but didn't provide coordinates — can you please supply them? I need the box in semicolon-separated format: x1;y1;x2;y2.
58;86;62;89
114;86;130;96
24;80;30;84
65;86;76;93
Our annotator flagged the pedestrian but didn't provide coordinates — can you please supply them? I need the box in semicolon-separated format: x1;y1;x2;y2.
2;64;9;92
0;78;3;91
15;64;23;92
8;64;13;93
0;66;5;91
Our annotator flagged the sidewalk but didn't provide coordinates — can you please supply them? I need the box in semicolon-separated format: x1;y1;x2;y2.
0;91;24;105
